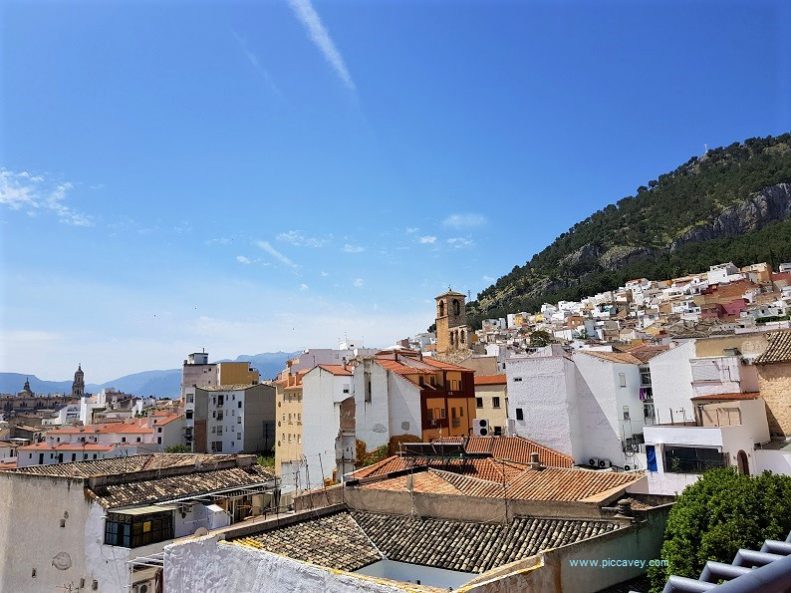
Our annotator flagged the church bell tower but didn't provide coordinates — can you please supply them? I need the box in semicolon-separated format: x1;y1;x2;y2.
72;364;85;398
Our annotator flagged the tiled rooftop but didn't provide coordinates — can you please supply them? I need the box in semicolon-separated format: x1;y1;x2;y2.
358;466;643;503
92;464;273;509
230;509;622;576
12;453;242;478
351;511;621;574
232;511;381;572
473;374;507;386
755;330;791;364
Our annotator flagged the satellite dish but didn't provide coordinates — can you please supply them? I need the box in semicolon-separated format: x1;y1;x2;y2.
194;527;209;537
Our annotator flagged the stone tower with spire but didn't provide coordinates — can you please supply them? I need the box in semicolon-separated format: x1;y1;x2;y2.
72;364;85;398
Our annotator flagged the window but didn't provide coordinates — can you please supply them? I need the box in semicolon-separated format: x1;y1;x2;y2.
492;397;501;409
238;401;242;409
157;437;162;445
237;432;241;440
476;397;483;408
516;408;524;421
237;416;242;424
513;377;523;382
185;410;193;420
104;511;173;548
157;427;162;433
618;372;627;388
664;446;726;474
493;426;503;436
623;405;630;421
186;394;194;403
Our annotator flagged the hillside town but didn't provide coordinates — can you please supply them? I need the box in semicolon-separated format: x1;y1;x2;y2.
1;260;790;593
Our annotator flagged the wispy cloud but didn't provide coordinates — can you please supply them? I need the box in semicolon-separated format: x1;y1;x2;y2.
231;29;283;97
299;283;309;291
277;229;329;248
0;169;93;226
418;235;437;244
236;255;252;264
405;227;419;234
286;0;355;91
342;243;365;253
442;213;486;229
206;237;231;246
482;275;495;282
256;240;298;269
447;237;475;249
353;278;364;288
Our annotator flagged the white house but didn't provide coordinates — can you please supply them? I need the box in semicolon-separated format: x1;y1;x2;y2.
300;364;356;486
707;262;743;285
0;453;277;593
641;393;770;495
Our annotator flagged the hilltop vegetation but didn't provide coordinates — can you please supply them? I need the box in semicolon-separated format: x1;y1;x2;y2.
468;133;791;327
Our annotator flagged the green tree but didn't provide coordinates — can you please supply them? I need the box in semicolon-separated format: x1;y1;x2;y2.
529;330;552;347
165;444;191;453
648;469;791;592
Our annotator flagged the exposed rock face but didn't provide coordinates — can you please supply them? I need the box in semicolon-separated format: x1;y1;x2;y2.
671;183;791;250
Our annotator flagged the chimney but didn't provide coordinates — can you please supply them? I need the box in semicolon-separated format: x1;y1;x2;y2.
528;452;541;470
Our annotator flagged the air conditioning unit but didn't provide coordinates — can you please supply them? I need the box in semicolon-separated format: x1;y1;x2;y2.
588;457;600;468
599;458;612;469
473;418;489;436
132;583;151;593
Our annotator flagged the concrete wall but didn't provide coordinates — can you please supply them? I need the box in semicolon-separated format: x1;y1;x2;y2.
164;536;416;593
243;383;276;453
756;361;791;437
302;368;347;485
474;384;508;435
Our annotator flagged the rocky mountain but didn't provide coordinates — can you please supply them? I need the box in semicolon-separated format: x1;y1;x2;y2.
468;133;791;327
0;351;299;398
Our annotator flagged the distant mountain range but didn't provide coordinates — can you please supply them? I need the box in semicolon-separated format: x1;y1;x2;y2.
0;351;299;398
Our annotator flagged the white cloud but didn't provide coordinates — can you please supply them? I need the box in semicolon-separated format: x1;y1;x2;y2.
447;237;474;248
256;240;298;269
405;227;419;234
442;213;486;229
320;271;329;277
0;169;93;226
206;237;231;246
343;243;365;253
482;275;495;282
418;235;437;244
353;278;364;288
277;230;329;248
286;0;356;91
299;283;309;291
236;255;252;264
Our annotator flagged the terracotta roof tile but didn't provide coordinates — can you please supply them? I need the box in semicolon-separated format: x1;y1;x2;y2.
316;364;353;376
755;330;791;364
474;374;507;386
580;351;643;365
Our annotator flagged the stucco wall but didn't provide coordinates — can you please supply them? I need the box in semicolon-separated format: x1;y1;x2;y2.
754;448;791;474
506;355;576;457
387;373;422;439
0;473;94;593
355;362;390;452
649;341;696;424
756;362;791;437
302;368;343;485
164;536;417;593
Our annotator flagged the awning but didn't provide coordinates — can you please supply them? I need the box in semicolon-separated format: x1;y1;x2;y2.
111;504;177;516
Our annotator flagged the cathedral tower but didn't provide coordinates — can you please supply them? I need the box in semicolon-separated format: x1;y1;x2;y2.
72;364;85;398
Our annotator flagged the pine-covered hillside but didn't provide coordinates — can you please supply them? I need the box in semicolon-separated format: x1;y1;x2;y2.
468;133;791;327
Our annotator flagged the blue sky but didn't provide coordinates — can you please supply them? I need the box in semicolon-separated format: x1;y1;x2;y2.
1;0;789;382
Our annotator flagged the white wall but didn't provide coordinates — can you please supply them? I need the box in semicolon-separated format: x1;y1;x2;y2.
754;448;791;474
302;368;350;485
354;362;390;452
506;354;577;457
165;536;409;593
574;354;644;469
649;341;696;424
386;373;422;439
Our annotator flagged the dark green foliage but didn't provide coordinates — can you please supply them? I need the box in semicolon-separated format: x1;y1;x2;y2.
648;468;791;592
468;134;791;327
165;444;191;453
529;330;552;346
